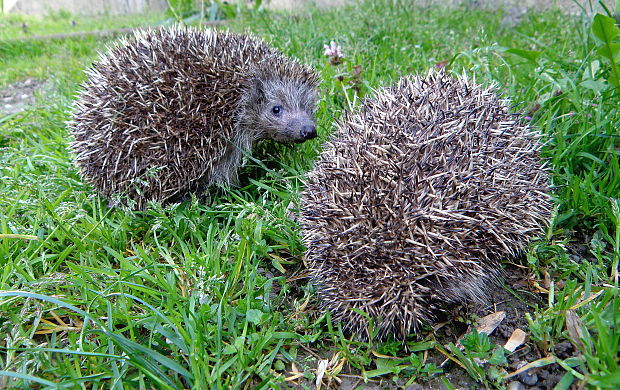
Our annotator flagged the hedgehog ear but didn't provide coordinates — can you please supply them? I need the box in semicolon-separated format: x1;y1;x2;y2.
249;77;266;105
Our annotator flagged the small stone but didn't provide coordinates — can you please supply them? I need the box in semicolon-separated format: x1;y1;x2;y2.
507;381;524;390
518;369;538;386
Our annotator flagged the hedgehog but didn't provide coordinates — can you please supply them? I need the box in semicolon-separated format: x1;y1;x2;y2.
68;26;319;209
300;71;552;340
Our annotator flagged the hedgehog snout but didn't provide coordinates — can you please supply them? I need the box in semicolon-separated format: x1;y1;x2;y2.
300;124;317;140
289;120;316;142
284;116;317;143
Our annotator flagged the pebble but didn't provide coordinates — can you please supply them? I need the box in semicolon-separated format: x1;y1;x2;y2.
518;369;538;386
507;381;524;390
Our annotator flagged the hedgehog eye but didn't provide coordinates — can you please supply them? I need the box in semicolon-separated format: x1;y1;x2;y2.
271;105;283;116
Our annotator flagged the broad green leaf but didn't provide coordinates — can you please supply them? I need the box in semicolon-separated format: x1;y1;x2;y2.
246;309;264;325
273;360;285;371
591;14;620;86
592;14;619;43
406;340;436;352
579;78;608;92
363;358;405;379
596;43;620;61
488;348;507;365
505;48;542;63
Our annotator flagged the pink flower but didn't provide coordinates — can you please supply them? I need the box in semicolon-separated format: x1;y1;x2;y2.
323;40;343;65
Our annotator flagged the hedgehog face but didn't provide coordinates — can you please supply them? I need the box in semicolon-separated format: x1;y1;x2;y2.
248;78;317;143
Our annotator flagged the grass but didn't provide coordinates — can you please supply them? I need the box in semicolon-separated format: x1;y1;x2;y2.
0;11;168;88
0;0;619;388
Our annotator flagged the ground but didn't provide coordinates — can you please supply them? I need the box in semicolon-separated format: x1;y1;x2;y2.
0;78;49;115
277;263;573;389
0;0;618;389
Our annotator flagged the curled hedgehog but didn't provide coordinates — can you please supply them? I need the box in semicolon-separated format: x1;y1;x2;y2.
300;71;552;340
69;26;319;209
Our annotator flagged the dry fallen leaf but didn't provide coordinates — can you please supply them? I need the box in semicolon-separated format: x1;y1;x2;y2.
284;362;304;383
34;311;83;335
371;351;399;359
476;311;505;336
543;269;551;289
504;328;527;352
328;351;346;380
565;309;585;351
530;279;549;294
316;359;329;390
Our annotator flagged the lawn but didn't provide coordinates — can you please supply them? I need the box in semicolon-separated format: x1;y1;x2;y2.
0;1;619;389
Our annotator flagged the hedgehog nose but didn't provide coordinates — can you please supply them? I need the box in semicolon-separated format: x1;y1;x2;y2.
301;124;317;140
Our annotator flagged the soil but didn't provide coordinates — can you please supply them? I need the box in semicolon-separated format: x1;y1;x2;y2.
278;263;580;390
0;78;49;116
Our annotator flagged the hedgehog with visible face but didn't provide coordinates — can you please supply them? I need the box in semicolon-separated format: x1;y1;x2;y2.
69;26;319;209
300;71;552;341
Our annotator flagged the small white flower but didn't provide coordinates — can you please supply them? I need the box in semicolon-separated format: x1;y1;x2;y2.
323;40;344;64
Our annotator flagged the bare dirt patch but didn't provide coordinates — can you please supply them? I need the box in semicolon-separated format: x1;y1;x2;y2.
278;262;574;389
0;78;49;115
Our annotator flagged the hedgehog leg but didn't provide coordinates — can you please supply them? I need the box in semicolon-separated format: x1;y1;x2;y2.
194;145;242;192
